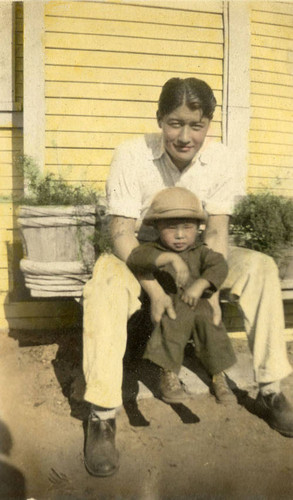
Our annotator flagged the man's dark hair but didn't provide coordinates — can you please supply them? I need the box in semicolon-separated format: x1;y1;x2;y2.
157;77;217;121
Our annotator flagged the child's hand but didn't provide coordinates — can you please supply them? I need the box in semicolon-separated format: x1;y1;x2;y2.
170;255;190;288
180;279;210;310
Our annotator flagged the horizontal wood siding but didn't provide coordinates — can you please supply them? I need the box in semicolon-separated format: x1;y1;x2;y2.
249;1;293;196
15;2;23;107
44;0;224;190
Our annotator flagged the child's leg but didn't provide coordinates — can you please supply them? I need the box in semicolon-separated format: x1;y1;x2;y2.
191;300;237;376
143;296;195;374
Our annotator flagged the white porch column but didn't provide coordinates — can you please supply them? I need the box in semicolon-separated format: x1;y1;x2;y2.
23;0;45;171
225;1;251;182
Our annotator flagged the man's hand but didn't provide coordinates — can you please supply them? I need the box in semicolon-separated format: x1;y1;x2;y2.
150;290;176;324
180;278;210;310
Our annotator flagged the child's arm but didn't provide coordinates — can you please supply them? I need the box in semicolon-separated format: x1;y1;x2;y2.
155;252;189;288
180;278;211;309
127;244;189;288
181;247;229;310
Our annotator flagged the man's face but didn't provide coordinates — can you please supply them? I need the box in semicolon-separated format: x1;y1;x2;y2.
158;104;210;171
157;218;199;252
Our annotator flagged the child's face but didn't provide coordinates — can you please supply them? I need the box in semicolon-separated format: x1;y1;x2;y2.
157;218;200;252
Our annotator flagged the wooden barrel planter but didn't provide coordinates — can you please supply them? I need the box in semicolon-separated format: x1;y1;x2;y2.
18;205;97;298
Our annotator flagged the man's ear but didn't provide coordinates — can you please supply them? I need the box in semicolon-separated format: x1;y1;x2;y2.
156;110;162;128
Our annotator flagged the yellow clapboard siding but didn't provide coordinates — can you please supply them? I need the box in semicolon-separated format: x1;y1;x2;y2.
15;46;24;58
251;1;293;16
0;152;22;164
46;164;110;181
45;138;221;167
251;106;293;122
0;128;23;139
45;32;223;60
46;131;142;149
15;71;23;84
0;203;13;216
247;176;293;191
46;98;159;118
45;16;223;43
45;1;223;28
46;98;222;119
248;186;293;197
251;82;293;100
250;118;293;134
251;34;293;52
0;178;23;191
251;58;292;75
251;70;293;89
46;126;221;149
0;276;9;291
46;116;158;133
15;83;23;98
45;113;222;133
15;57;23;71
45;81;223;105
45;49;223;75
251;45;292;64
251;22;293;40
248;164;293;179
249;142;293;156
251;94;293;111
45;66;222;91
0;137;23;150
249;130;293;146
15;33;24;45
15;18;23;32
46;147;114;166
1;216;18;230
251;9;293;28
249;153;293;168
115;0;223;13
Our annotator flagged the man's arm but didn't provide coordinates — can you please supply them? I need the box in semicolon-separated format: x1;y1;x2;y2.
203;214;229;258
110;216;139;261
202;214;230;324
110;215;176;323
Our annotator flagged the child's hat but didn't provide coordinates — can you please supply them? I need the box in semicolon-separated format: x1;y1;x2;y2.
144;187;207;225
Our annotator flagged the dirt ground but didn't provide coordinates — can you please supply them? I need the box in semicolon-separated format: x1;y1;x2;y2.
0;327;293;500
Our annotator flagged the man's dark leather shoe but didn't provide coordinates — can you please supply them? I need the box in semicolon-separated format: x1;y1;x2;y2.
256;392;293;437
84;414;119;477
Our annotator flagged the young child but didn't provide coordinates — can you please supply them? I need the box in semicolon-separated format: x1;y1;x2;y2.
127;187;237;405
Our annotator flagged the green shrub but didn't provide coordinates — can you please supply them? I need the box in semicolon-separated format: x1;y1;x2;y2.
231;192;293;261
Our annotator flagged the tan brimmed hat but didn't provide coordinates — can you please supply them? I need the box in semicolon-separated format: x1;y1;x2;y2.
144;187;207;225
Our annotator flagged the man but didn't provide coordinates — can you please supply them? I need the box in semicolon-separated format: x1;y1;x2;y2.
83;77;293;477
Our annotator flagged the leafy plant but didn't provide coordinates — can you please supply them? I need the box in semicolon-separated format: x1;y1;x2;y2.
17;155;101;206
231;192;293;262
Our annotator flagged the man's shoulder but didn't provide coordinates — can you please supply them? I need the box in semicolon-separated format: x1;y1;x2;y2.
115;133;161;158
200;140;230;162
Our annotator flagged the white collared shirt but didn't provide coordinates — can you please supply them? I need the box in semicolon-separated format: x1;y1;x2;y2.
106;133;246;236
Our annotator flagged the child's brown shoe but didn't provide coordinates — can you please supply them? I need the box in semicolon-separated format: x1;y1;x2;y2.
159;369;189;404
212;372;236;405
